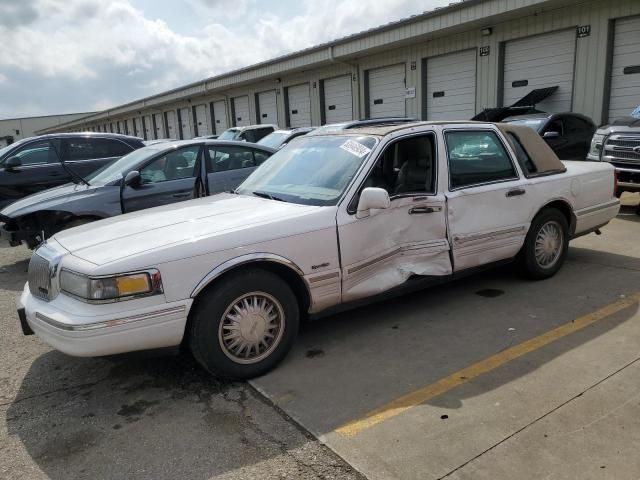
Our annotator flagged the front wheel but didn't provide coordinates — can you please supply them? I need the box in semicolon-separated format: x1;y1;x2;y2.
188;269;299;379
520;208;569;280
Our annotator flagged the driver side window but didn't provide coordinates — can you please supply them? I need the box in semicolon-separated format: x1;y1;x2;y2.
13;140;53;165
360;134;436;197
140;146;200;184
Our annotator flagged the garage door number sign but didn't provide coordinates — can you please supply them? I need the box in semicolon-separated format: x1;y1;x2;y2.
576;25;591;38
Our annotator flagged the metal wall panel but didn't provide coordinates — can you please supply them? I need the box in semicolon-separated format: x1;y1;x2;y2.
425;49;477;120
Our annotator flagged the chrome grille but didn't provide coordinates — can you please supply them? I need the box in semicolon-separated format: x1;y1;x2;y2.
603;134;640;166
28;253;52;301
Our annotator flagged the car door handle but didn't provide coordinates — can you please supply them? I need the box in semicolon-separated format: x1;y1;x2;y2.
506;188;526;197
409;206;442;214
172;192;192;198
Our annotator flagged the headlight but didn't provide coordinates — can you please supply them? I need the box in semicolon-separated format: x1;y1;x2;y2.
587;133;605;160
60;269;163;302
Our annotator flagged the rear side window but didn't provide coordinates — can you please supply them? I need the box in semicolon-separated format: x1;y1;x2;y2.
207;146;256;173
66;138;133;160
252;149;271;165
506;132;537;177
445;131;517;189
97;139;133;157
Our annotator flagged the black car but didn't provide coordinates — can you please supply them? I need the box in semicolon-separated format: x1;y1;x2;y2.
0;132;144;208
502;113;597;160
0;140;275;248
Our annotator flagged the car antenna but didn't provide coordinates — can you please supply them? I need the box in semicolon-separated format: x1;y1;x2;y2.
49;139;90;186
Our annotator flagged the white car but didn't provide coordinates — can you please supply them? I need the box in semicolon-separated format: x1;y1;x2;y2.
18;122;620;379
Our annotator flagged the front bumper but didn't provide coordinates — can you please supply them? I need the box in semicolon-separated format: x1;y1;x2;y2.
614;166;640;193
18;284;192;357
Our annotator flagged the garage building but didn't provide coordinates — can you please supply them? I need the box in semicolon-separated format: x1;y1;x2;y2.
39;0;640;139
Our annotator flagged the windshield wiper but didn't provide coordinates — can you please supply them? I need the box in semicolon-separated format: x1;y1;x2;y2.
252;191;285;202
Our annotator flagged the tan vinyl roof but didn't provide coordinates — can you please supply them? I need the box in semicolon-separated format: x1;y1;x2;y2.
496;123;566;174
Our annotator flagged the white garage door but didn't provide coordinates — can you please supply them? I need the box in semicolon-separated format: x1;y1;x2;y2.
194;104;211;136
212;101;228;135
608;16;640;121
503;30;576;112
179;107;193;139
368;64;406;118
143;115;152;140
134;118;142;137
257;90;278;125
323;75;353;124
153;113;164;139
232;96;250;127
165;111;178;139
287;84;312;127
425;49;477;120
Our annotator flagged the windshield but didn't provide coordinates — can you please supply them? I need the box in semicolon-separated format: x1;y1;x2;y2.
236;135;377;206
87;145;167;185
257;131;290;148
503;118;546;131
218;128;240;140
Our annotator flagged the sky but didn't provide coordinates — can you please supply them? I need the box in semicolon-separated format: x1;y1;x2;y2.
0;0;451;118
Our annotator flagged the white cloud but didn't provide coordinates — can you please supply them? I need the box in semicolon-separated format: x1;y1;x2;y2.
0;0;450;116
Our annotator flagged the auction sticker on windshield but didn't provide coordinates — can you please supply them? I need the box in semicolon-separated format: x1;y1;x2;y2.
340;139;372;158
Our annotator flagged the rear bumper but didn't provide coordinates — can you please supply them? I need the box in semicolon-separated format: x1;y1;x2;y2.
18;284;192;357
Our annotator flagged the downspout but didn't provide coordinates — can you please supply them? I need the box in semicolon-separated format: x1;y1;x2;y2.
328;45;361;120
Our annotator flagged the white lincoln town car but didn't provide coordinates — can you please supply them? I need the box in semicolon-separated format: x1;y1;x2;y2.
18;122;620;379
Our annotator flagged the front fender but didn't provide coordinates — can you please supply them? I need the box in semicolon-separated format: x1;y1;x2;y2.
190;253;307;297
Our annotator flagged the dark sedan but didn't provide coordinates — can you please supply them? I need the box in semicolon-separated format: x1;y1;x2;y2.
0;132;144;208
0;140;274;248
503;113;596;160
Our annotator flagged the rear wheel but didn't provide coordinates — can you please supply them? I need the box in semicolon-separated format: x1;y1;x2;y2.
189;268;299;379
520;208;569;280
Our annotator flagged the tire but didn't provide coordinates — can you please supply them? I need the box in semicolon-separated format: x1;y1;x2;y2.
520;208;569;280
188;268;300;379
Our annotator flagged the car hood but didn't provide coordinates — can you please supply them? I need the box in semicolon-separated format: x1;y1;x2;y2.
53;193;328;266
1;183;106;218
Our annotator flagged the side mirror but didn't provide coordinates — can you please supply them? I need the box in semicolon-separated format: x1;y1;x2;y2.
124;170;141;188
543;131;560;139
356;187;390;219
4;156;21;170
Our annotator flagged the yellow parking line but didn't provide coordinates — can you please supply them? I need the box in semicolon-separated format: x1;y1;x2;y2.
335;292;640;437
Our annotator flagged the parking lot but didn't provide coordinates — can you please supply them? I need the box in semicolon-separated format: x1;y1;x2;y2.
1;194;639;480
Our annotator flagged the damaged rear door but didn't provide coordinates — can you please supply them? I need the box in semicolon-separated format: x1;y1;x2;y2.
337;131;452;303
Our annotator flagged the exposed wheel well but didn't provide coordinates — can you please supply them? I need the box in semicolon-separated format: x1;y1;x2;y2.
536;200;575;235
184;261;311;346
